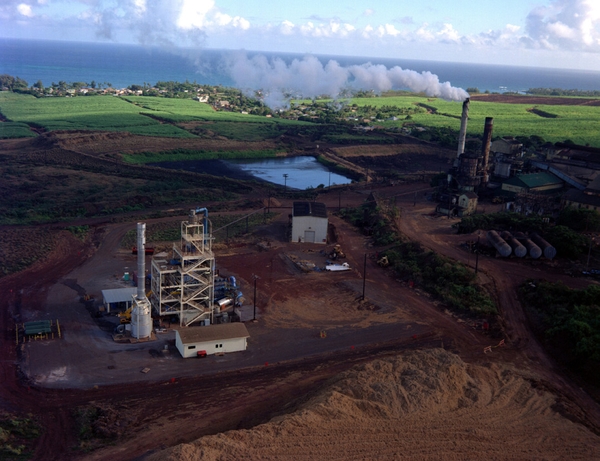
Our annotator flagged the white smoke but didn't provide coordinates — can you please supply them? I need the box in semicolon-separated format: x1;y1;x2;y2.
227;53;469;109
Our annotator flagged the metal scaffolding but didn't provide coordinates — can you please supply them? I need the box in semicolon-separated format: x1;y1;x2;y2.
150;210;215;326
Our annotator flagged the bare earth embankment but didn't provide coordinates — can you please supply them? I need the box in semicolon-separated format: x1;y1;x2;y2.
150;349;600;461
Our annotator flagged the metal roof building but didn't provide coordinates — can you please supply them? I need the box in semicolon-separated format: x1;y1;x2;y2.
291;201;328;244
175;323;250;358
501;172;563;195
101;287;137;313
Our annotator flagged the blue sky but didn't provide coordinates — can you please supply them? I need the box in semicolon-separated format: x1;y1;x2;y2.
2;0;600;70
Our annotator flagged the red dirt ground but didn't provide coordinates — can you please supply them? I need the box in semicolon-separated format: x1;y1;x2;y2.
469;93;600;106
2;182;600;460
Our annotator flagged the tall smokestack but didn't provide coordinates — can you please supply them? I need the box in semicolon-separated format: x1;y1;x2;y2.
481;117;494;186
136;222;146;299
457;98;470;158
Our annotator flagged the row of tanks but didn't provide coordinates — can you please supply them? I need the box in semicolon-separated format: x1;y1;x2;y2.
486;230;556;259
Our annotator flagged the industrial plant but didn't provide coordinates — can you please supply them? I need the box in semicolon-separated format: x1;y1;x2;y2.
99;207;251;359
437;96;600;221
437;98;490;217
150;208;216;327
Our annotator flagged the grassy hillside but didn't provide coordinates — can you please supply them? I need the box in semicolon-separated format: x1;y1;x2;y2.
350;96;600;146
0;93;195;138
3;91;600;146
122;96;309;125
0;121;37;138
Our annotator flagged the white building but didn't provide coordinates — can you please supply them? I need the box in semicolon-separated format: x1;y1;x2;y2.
101;287;137;313
175;323;250;358
291;202;328;244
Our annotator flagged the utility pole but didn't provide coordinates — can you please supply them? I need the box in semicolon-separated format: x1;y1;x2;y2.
587;235;595;270
362;253;367;300
475;234;480;274
253;275;259;321
447;176;452;220
283;174;289;194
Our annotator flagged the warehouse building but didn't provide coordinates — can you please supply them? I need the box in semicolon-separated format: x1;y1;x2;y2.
291;201;328;244
175;323;250;358
562;175;600;211
501;172;563;195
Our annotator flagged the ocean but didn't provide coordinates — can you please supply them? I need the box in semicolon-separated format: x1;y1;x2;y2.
2;37;600;93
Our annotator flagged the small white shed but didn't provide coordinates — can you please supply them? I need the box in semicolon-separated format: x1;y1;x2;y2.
101;287;137;313
175;323;250;358
291;201;328;244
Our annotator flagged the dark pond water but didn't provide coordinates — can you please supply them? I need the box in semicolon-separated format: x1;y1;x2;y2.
151;156;353;189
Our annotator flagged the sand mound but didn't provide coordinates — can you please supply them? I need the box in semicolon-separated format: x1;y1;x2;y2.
148;349;600;460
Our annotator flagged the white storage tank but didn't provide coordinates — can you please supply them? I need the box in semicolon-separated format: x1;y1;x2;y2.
131;301;152;339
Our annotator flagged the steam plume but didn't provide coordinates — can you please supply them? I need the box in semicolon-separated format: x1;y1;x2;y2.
227;53;469;108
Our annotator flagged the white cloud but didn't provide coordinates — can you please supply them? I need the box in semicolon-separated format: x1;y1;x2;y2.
415;23;434;41
175;0;250;32
299;20;355;38
133;0;146;15
4;0;600;70
381;24;401;37
177;0;216;30
212;12;249;30
437;23;459;42
280;20;294;35
546;21;576;39
525;0;600;51
17;3;33;17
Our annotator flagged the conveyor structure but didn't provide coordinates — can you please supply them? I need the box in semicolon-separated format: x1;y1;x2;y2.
150;209;215;326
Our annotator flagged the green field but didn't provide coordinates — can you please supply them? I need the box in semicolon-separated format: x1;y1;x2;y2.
349;96;600;147
0;93;196;138
122;148;281;164
0;121;37;139
122;96;312;140
122;96;308;125
2;91;600;146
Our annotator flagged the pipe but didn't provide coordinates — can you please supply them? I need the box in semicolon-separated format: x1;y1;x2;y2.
195;207;209;236
136;222;146;299
457;98;470;158
481;117;493;186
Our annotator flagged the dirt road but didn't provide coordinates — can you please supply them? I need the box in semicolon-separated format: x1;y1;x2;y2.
2;183;600;460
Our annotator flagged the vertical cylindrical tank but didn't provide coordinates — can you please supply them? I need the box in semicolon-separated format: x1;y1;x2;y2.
500;231;527;258
487;230;512;257
131;303;152;339
458;152;480;187
481;117;493;186
530;233;557;259
457;98;470;158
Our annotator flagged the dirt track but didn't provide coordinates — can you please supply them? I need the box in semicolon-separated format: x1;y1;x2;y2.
2;181;600;460
469;93;600;106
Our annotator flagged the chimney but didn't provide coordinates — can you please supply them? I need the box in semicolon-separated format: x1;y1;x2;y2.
457;98;470;158
481;117;494;186
136;222;146;299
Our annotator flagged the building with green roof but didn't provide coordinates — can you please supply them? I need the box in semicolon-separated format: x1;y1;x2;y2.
501;172;563;195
